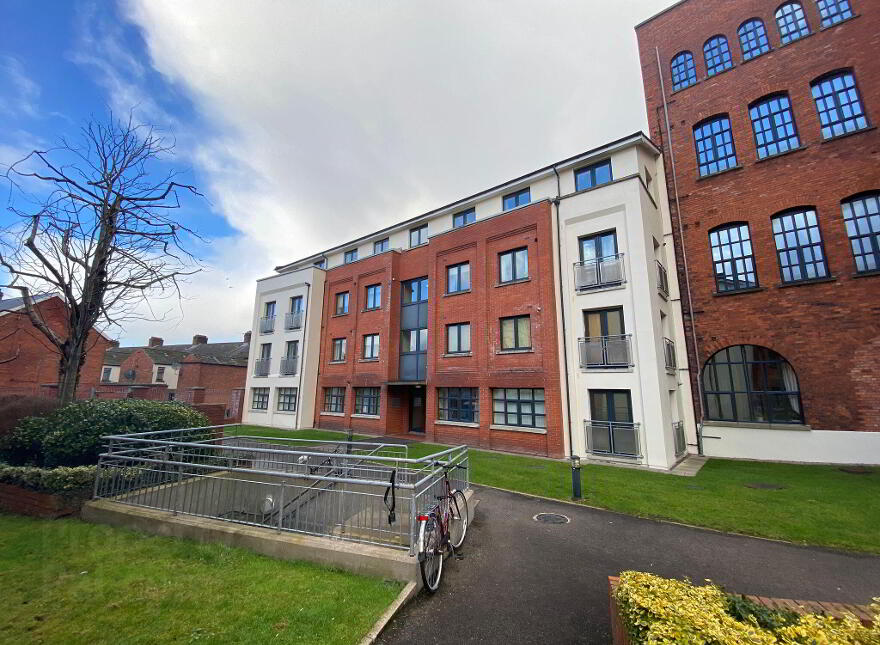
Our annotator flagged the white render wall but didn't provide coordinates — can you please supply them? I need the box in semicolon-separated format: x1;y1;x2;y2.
242;265;325;429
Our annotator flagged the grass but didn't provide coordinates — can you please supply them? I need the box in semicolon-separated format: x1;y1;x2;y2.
0;513;402;645
231;425;880;554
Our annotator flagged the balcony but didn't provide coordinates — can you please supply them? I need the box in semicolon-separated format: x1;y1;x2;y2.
672;421;686;458
574;253;625;291
578;334;633;369
253;358;270;377
285;310;303;330
657;260;669;299
259;316;275;334
585;420;641;458
280;357;298;376
663;337;677;374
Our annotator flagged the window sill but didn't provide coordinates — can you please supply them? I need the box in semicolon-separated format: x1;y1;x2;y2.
820;125;876;144
739;48;773;66
495;277;531;288
362;308;382;313
581;365;634;373
777;31;814;50
444;289;472;298
670;78;700;96
249;409;268;414
328;360;346;365
702;420;810;432
853;269;880;279
576;281;626;294
351;413;380;420
435;420;479;429
776;275;837;289
703;64;735;82
496;348;534;355
252;374;269;378
696;165;743;182
358;358;379;363
331;313;349;318
409;242;428;249
274;410;297;415
754;144;808;163
819;13;860;31
489;424;547;435
712;286;765;297
443;352;472;358
320;411;345;417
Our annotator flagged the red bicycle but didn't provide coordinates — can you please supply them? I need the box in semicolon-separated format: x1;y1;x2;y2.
416;461;469;592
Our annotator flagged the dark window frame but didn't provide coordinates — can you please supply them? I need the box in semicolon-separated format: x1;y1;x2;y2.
749;93;801;159
290;295;303;313
446;262;471;294
344;249;358;264
492;388;546;428
816;0;853;27
670;51;697;91
285;340;299;359
335;291;349;315
738;18;771;61
402;276;429;303
409;224;428;248
709;223;759;292
251;387;269;410
437;387;479;423
771;207;830;283
365;284;382;310
452;208;476;228
331;337;347;362
810;69;870;140
354;387;380;416
574;159;613;191
446;322;471;354
499;247;529;283
373;238;389;254
277;387;298;412
502;188;530;211
500;315;531;351
363;333;380;359
775;2;811;44
841;192;880;273
693;114;738;177
703;34;734;76
264;300;276;317
323;387;345;413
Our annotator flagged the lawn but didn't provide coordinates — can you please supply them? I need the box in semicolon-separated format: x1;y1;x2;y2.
230;425;880;554
0;513;402;645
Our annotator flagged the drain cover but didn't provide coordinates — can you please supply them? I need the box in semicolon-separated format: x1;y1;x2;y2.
744;482;786;490
839;466;873;475
534;513;570;524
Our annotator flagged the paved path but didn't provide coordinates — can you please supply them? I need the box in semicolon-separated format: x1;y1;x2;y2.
377;485;880;645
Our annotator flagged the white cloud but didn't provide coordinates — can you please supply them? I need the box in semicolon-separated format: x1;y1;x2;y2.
0;56;40;118
76;0;676;344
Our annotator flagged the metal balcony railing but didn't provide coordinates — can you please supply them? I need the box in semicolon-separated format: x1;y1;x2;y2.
672;421;686;458
285;311;303;330
280;357;298;376
574;253;625;291
663;337;677;374
253;358;270;377
260;316;275;334
578;334;633;368
657;260;669;299
585;420;641;458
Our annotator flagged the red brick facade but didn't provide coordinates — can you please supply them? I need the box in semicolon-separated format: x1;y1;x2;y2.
313;200;565;457
0;296;111;395
177;357;246;422
636;0;880;431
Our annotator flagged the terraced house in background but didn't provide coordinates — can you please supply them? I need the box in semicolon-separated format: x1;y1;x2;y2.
636;0;880;463
244;132;697;469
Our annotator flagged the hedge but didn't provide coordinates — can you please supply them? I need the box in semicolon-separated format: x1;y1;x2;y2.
0;464;96;495
0;399;210;468
615;571;879;644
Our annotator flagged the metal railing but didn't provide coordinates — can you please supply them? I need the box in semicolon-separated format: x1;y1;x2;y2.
280;357;298;376
578;334;633;368
93;424;469;554
285;311;303;330
260;316;275;334
657;260;669;299
574;253;625;291
663;338;677;374
585;420;641;459
672;421;686;458
253;358;270;377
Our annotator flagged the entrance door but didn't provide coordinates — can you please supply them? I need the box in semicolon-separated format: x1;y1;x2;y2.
409;390;426;433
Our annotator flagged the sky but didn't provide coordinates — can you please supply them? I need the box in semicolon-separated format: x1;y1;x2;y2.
0;0;675;346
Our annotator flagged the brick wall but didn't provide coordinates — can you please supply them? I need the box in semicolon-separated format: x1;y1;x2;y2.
636;0;880;432
313;201;565;457
177;358;246;421
117;349;156;385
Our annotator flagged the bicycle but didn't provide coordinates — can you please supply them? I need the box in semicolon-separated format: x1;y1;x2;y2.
416;460;469;592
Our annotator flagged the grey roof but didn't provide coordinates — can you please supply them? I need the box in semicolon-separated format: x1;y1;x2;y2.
0;293;55;312
103;340;250;367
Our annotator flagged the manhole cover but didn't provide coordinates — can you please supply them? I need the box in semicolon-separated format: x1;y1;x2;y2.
744;482;786;490
534;513;570;524
839;466;873;475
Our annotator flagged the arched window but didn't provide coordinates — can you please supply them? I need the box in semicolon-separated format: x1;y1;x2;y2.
811;70;869;140
693;115;737;177
749;93;800;159
841;193;880;273
816;0;853;27
703;35;733;76
709;223;757;292
771;207;828;283
738;18;771;61
671;51;697;91
703;345;804;423
775;2;811;43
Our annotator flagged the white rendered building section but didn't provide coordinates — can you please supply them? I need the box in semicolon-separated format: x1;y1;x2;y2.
243;266;325;430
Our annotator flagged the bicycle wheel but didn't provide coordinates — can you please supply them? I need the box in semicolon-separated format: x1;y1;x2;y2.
448;489;469;549
418;517;443;592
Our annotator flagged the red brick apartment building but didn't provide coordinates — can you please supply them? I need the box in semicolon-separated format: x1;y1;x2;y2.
315;201;564;457
636;0;880;462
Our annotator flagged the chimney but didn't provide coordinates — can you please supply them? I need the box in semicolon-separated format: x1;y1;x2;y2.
148;337;163;347
243;331;252;344
192;334;208;345
108;339;120;348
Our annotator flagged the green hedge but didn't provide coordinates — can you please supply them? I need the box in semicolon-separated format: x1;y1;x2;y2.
0;399;210;468
0;464;96;495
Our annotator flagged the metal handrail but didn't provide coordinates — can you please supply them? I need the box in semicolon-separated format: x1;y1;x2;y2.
280;357;298;375
573;253;625;291
673;421;686;457
657;260;669;299
578;334;633;368
285;311;303;330
584;419;642;458
260;316;275;334
253;358;270;376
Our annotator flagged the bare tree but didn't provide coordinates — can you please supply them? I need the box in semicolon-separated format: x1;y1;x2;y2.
1;115;202;403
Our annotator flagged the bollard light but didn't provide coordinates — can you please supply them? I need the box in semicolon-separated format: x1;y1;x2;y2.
571;454;582;499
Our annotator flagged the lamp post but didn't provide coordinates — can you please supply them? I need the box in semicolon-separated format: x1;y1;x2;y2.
571;454;582;499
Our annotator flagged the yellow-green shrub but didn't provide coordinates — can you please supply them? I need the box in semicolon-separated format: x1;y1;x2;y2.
615;571;880;645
